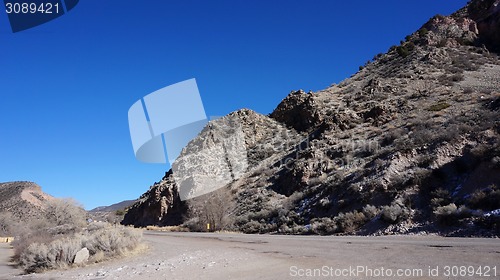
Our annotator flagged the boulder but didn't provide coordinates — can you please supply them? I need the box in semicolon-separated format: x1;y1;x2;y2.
73;247;89;264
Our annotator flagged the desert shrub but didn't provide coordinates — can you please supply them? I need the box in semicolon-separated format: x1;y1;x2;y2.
20;237;84;272
18;225;142;273
310;217;337;235
463;87;474;94
381;204;409;224
0;212;23;236
47;224;80;236
396;45;410;58
418;28;428;38
184;217;204;232
380;128;407;147
441;73;465;85
362;205;379;219
13;196;141;273
427;102;451;111
336;211;367;233
44;198;87;228
87;222;108;232
430;188;452;208
475;216;500;234
241;220;264;233
452;56;479;71
310;210;370;235
433;203;459;226
83;226;142;257
467;185;500;211
13;229;56;263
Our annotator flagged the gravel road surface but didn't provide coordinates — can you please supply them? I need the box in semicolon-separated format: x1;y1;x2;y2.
3;232;500;280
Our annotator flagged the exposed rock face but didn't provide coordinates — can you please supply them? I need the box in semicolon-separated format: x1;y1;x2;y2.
125;0;500;236
270;90;323;132
122;109;303;227
421;15;479;47
468;0;500;51
122;172;186;227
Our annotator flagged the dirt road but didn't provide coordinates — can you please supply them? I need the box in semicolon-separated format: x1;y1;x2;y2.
0;242;20;279
5;232;500;279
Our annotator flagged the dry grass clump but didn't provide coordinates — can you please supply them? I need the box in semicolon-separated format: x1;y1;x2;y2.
145;225;189;232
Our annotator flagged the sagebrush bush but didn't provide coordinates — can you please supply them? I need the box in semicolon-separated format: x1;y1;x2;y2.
84;225;142;257
310;217;337;235
381;204;409;224
19;235;83;272
336;211;367;233
362;205;379;220
18;225;142;273
434;203;459;226
467;185;500;211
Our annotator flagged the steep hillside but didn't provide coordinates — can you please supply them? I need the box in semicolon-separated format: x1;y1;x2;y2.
122;109;304;226
123;0;500;236
0;181;55;221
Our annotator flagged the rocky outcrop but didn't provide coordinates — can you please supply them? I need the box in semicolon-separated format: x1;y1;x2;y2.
122;171;186;227
421;15;479;47
122;109;303;227
270;90;323;132
468;0;500;51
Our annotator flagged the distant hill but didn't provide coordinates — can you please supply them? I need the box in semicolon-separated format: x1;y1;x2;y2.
88;200;137;224
89;200;136;213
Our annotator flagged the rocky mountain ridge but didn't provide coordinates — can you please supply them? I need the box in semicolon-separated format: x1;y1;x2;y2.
123;0;500;236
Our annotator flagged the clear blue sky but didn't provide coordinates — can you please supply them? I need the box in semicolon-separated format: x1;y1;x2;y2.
0;0;468;210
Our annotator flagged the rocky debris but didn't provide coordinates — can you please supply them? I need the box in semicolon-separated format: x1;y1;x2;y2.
73;248;89;264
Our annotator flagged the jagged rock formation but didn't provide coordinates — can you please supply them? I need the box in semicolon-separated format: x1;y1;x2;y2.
124;0;500;236
121;171;187;227
123;109;303;227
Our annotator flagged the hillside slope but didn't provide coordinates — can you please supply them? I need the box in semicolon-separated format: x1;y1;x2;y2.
123;0;500;236
0;181;56;235
0;181;54;221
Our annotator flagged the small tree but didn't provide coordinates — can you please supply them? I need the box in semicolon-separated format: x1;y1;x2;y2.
0;212;19;236
44;198;87;228
186;188;235;231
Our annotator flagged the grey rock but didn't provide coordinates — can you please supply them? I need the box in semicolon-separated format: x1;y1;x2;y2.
73;247;89;264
